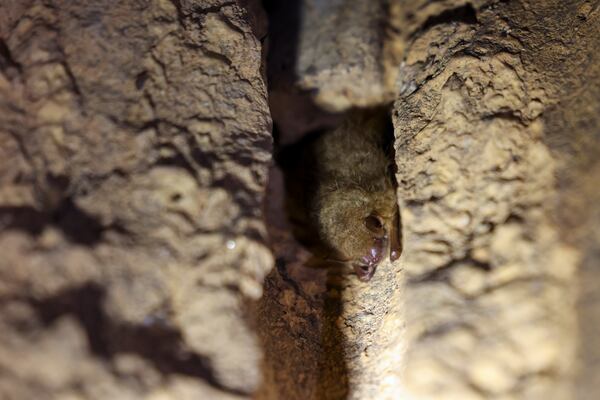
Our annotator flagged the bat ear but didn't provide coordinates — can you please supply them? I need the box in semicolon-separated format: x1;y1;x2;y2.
389;203;402;262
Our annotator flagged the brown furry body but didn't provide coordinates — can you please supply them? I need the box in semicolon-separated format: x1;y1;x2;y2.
281;110;401;281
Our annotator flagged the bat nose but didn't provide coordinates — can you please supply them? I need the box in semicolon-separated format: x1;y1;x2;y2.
356;237;386;281
364;237;385;266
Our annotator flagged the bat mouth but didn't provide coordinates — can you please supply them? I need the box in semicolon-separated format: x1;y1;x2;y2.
353;262;377;282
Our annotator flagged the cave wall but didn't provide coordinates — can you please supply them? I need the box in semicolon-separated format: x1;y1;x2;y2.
394;2;600;397
0;1;272;398
0;0;599;399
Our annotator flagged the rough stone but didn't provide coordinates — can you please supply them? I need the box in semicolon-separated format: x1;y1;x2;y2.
0;1;272;398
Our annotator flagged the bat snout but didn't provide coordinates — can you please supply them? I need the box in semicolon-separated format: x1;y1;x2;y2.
354;237;386;281
361;237;385;265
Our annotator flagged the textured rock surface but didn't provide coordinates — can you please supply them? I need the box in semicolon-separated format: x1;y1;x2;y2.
293;0;479;111
396;49;576;400
0;0;272;398
395;1;600;398
296;0;389;111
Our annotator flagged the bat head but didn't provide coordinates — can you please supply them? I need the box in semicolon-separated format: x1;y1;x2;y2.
352;212;387;281
316;186;401;282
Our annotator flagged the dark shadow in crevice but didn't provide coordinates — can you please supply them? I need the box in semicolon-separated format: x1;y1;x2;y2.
0;196;105;245
27;283;247;396
52;198;104;245
420;3;478;32
0;206;48;236
263;0;342;148
262;0;302;95
0;38;22;79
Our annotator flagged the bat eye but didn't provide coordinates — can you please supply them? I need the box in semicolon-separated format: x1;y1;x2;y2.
365;213;385;236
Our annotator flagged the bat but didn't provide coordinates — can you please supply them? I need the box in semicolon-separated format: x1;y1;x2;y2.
279;109;402;281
